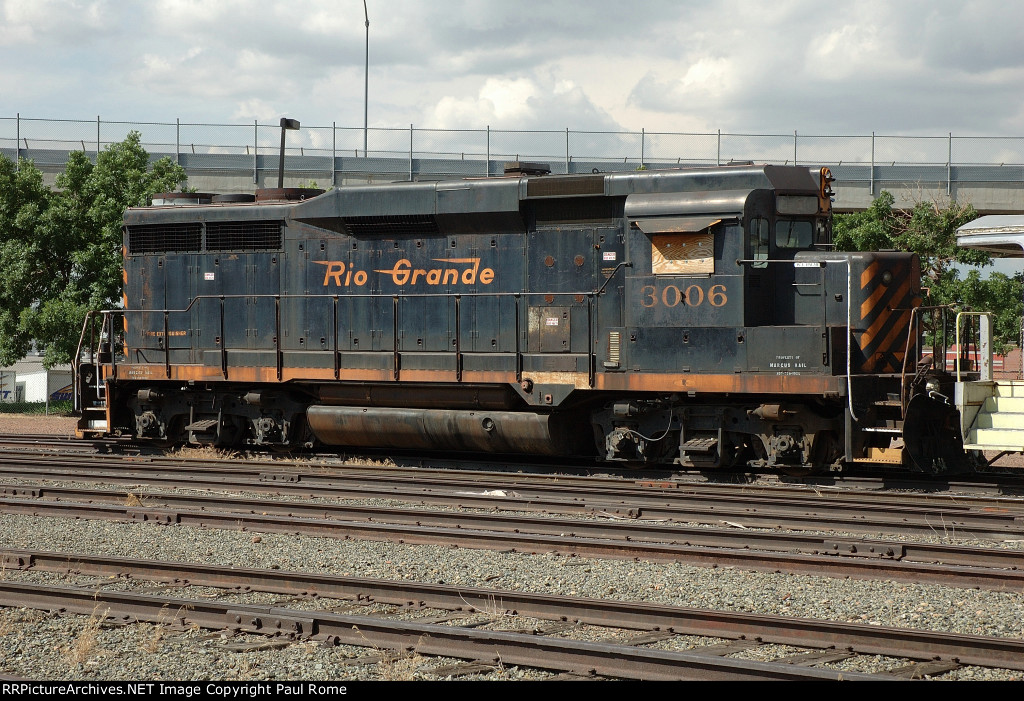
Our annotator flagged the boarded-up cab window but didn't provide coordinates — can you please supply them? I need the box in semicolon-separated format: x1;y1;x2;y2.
633;216;720;275
651;232;713;274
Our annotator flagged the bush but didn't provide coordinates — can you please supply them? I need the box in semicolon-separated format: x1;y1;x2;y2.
0;400;74;415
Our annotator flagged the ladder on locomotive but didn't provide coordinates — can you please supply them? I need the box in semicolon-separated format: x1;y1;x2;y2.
74;310;111;437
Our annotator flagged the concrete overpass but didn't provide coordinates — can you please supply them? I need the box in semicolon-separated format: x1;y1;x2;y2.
4;146;1024;214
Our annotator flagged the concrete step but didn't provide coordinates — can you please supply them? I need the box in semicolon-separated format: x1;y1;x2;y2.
967;427;1024;451
983;396;1024;413
975;411;1024;429
994;381;1024;398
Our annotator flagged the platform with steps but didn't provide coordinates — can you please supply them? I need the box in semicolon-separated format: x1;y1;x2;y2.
956;380;1024;452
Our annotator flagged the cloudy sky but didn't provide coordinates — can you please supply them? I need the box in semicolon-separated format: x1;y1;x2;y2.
2;0;1023;137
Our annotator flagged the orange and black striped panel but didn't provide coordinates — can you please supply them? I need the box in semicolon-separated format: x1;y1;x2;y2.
853;254;921;374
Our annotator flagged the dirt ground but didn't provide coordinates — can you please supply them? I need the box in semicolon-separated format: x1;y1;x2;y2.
0;414;78;436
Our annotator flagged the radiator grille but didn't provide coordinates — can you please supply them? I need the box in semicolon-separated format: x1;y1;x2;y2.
126;224;202;254
205;221;282;251
341;215;440;237
527;175;605;198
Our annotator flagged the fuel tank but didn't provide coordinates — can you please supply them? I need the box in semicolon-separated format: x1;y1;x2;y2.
306;405;590;456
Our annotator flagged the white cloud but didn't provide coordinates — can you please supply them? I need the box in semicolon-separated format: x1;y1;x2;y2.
1;0;111;43
4;0;1024;140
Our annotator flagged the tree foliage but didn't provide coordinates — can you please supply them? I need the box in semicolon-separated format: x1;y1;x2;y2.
834;191;1023;353
0;132;187;367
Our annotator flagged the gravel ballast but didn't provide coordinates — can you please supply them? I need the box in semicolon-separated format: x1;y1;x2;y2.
0;414;1022;681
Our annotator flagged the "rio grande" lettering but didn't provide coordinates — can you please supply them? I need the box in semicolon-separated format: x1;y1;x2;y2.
314;258;495;287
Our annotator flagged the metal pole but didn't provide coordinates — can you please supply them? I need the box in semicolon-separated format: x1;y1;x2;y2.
175;118;180;166
948;132;952;196
278;118;299;189
486;125;490;177
253;120;258;185
870;132;875;196
641;128;645;168
96;115;100;159
363;0;369;158
15;113;19;170
565;127;569;174
793;130;797;165
409;124;413;181
717;129;721;166
332;121;337;187
278;124;287;189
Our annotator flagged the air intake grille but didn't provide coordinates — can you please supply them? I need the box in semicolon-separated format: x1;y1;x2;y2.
342;215;440;237
526;175;605;198
206;221;282;251
127;224;202;254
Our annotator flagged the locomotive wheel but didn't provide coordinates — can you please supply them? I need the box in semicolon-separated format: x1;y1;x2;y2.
903;394;972;474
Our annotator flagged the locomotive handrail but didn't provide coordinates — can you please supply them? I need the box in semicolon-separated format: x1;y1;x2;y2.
95;289;615;312
954;311;994;382
596;261;632;295
72;310;98;413
899;305;950;415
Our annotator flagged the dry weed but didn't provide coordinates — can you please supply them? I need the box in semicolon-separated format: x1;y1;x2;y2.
168;445;244;461
142;623;165;653
65;607;109;667
352;625;428;680
375;649;427;681
461;594;513;618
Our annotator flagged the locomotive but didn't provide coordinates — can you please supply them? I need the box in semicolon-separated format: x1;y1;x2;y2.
75;163;971;473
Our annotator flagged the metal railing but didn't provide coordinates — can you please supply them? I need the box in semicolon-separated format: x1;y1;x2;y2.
5;115;1024;193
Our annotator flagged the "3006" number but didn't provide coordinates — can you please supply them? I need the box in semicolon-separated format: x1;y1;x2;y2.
640;284;728;308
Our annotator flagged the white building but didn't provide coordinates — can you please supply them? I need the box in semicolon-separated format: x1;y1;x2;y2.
0;357;73;404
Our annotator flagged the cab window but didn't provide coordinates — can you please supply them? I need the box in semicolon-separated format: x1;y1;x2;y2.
775;218;813;249
749;217;769;268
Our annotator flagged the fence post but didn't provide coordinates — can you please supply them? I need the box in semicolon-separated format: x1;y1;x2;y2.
253;120;258;185
717;129;721;166
409;124;413;181
332;121;337;187
948;132;952;196
175;118;180;166
15;113;19;169
486;125;490;177
870;132;875;196
793;130;797;165
96;115;101;159
641;128;645;168
565;128;570;174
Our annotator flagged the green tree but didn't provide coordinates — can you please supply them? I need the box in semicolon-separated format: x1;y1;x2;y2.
835;191;1023;353
0;132;187;367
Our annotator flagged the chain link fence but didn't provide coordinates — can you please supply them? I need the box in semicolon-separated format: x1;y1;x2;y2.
3;115;1024;191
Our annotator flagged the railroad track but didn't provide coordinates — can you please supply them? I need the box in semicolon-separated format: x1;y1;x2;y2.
0;484;1022;592
4;548;1023;680
3;433;1024;494
2;451;1024;540
1;439;1023;680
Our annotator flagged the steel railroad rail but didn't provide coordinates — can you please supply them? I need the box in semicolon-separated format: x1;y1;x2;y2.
4;548;1023;675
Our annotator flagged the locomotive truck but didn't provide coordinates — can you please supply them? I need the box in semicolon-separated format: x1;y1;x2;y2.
75;163;972;473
